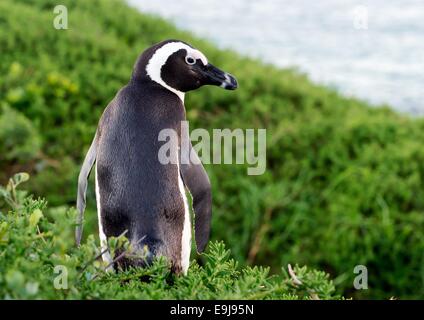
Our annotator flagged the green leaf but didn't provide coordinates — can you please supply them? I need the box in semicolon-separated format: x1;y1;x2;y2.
11;172;30;188
0;222;9;244
6;270;25;290
29;209;43;228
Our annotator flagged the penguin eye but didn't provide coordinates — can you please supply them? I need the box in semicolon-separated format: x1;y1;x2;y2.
185;56;196;65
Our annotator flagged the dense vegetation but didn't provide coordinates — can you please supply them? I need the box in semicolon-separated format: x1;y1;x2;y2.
0;173;337;299
0;0;423;299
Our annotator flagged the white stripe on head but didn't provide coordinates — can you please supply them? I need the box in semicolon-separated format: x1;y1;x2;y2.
145;41;208;102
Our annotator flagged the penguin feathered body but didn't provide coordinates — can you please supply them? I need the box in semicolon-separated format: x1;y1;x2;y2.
76;40;237;274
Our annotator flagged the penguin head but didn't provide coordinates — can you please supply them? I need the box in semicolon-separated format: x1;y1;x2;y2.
132;40;238;100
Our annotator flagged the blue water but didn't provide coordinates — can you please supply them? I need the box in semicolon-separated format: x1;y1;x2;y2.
128;0;424;115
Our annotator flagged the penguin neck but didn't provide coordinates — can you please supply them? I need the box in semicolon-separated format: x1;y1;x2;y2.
130;75;185;103
160;83;185;102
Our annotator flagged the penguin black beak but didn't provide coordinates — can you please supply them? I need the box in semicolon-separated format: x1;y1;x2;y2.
200;63;238;90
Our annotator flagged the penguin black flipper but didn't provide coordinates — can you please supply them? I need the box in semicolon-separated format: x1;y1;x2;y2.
75;132;98;246
180;142;212;253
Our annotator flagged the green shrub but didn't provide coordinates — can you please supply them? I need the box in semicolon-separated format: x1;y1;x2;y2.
0;0;423;299
0;173;338;299
0;105;41;165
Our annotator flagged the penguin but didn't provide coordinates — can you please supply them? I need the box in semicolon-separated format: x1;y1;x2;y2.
76;39;237;275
